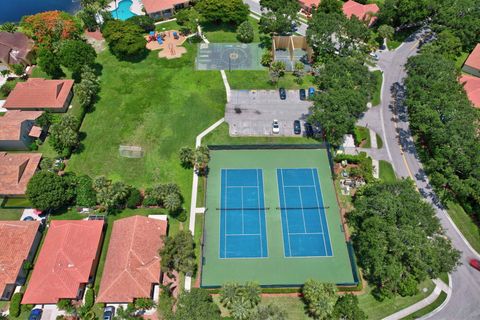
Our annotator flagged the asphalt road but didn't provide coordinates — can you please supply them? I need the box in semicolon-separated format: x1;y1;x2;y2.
374;31;480;319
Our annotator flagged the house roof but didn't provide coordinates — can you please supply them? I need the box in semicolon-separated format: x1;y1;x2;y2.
464;44;480;71
0;110;43;141
96;216;167;303
342;0;379;26
298;0;320;8
22;220;104;305
142;0;188;14
0;32;34;65
0;152;41;196
3;78;74;110
460;75;480;108
28;126;42;138
0;221;40;295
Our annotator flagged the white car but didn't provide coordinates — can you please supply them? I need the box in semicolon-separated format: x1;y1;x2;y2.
272;120;280;134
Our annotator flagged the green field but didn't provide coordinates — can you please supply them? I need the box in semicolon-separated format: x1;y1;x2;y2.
226;70;316;90
447;201;480;253
379;160;396;182
201;149;355;287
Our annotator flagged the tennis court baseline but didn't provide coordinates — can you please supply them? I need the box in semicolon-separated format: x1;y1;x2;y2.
220;169;268;258
277;168;333;257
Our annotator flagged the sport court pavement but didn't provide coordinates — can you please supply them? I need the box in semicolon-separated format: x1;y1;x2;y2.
225;90;312;136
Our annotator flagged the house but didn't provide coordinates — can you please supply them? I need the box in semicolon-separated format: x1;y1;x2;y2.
0;152;42;197
3;78;74;112
342;0;379;26
0;32;34;66
298;0;320;14
97;215;168;303
460;75;480;108
462;44;480;77
0;221;42;301
0;110;43;150
22;220;104;305
142;0;190;19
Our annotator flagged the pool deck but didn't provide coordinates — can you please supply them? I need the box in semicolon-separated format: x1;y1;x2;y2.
107;0;144;16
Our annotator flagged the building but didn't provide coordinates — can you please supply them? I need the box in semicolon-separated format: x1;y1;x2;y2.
0;110;43;150
0;32;34;66
462;44;480;77
0;221;42;300
342;0;379;26
299;0;320;13
0;152;41;197
97;215;168;303
142;0;190;19
3;78;74;112
460;75;480;108
22;220;104;305
272;36;314;71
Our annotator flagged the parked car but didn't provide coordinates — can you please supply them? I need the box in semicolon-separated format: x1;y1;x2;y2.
470;259;480;272
103;306;115;320
299;89;306;101
308;87;315;99
304;122;314;137
293;120;301;134
369;52;379;61
279;88;286;100
28;309;42;320
272;120;280;134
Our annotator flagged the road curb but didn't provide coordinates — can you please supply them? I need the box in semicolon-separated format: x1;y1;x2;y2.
419;274;452;320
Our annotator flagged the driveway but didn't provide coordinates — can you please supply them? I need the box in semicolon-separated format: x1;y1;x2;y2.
225;90;311;136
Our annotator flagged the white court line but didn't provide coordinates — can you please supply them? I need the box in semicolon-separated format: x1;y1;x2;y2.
256;169;264;257
280;169;293;256
297;186;308;233
226;233;262;236
311;169;333;256
289;232;324;235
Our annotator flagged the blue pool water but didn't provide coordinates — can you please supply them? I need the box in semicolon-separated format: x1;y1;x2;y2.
0;0;81;23
110;0;137;20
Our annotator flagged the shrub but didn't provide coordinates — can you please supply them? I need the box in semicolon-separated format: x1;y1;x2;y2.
127;15;155;32
29;141;39;151
11;63;24;75
126;188;142;208
9;293;22;317
20;303;34;313
261;51;273;67
0;79;19;96
236;21;254;43
84;288;95;310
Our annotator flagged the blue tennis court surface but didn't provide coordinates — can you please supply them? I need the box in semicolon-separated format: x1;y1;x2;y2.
220;169;268;258
277;168;333;257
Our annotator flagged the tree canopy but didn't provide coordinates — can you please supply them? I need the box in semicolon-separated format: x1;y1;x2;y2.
49;114;80;156
259;0;300;35
160;230;196;275
26;171;74;211
302;280;337;319
102;20;147;59
58;40;97;73
196;0;249;25
172;289;221;320
349;181;461;299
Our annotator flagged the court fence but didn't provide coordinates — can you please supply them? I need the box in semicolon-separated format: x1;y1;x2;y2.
208;143;327;150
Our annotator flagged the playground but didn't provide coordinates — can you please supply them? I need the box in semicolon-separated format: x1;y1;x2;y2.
145;30;187;59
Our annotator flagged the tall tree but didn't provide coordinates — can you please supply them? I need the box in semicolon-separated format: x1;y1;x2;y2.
37;47;64;79
332;294;366;320
75;65;100;109
302;280;337;319
160;230;196;274
259;0;300;35
173;289;221;320
26;171;74;211
317;0;342;14
102;20;147;59
49;114;80;156
196;0;249;25
58;40;97;73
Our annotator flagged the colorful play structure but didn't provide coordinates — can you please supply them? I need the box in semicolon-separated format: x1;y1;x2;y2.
145;29;186;59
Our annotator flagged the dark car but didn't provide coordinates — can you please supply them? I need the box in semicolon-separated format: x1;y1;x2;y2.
293;120;301;135
304;122;314;137
470;259;480;272
28;309;42;320
308;87;315;99
103;306;115;320
279;87;286;100
299;89;306;100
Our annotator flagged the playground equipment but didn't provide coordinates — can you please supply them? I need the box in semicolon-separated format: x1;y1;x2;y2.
173;31;179;40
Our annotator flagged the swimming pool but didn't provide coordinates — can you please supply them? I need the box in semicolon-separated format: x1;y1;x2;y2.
110;0;137;20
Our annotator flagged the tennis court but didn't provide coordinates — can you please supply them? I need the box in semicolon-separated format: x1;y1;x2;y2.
277;168;333;257
220;169;268;258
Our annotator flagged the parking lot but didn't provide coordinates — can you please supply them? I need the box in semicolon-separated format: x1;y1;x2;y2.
225;90;312;136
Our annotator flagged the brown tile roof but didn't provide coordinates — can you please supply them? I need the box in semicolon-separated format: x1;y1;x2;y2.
0;32;34;65
97;216;167;303
0;152;41;196
28;126;42;138
460;75;480;108
464;44;480;71
3;78;74;110
0;221;40;295
0;110;43;141
22;220;104;305
342;0;379;26
142;0;189;14
298;0;320;8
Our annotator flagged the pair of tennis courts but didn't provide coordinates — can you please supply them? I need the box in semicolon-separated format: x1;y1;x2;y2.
220;168;332;259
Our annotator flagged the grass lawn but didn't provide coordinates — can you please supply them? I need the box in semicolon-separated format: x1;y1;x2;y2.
446;201;480;253
0;209;23;220
354;126;371;148
371;70;382;106
226;70;315;90
2;197;31;208
358;279;435;320
203;122;319;145
66;43;225;217
202;17;261;43
403;291;447;320
155;20;181;32
379;160;396;182
455;52;469;70
376;133;383;149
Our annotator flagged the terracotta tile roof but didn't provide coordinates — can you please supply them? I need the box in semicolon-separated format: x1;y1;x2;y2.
0;110;43;140
0;32;34;65
97;216;167;303
3;78;74;110
299;0;320;8
342;0;379;26
142;0;189;14
0;152;41;196
28;126;42;138
22;220;104;305
464;44;480;71
0;221;40;295
460;75;480;108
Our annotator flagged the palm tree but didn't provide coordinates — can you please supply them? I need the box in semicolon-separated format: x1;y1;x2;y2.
230;298;251;320
194;145;210;175
164;193;182;212
240;282;261;308
179;146;194;168
220;282;240;309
